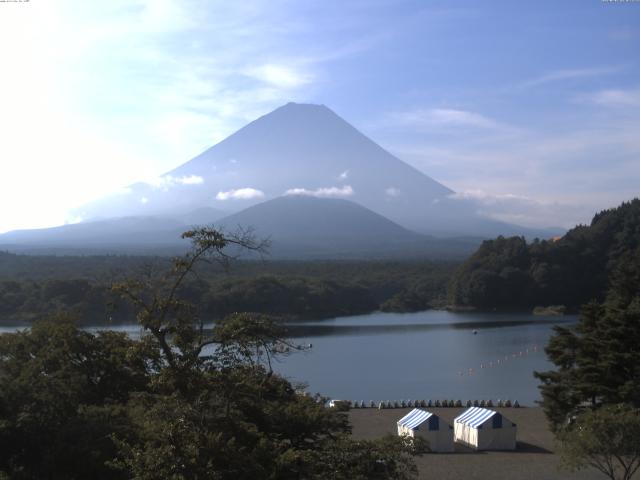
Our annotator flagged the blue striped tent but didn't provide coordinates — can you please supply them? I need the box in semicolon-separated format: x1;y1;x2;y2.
454;407;516;450
397;409;454;452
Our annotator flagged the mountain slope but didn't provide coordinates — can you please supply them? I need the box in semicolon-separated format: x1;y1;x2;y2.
0;196;480;258
0;208;224;254
74;102;536;237
216;195;479;259
4;102;561;255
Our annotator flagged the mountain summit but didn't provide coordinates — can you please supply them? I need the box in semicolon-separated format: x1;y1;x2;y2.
75;102;472;234
11;102;559;254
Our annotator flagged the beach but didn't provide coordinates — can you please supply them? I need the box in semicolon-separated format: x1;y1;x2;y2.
349;407;604;480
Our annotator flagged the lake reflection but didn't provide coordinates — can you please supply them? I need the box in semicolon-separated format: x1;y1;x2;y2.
283;318;566;338
0;310;575;405
275;310;576;405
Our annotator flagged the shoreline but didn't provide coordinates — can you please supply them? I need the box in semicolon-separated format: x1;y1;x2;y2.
0;304;576;328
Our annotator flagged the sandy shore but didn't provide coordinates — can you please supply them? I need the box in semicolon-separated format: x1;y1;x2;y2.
349;407;603;480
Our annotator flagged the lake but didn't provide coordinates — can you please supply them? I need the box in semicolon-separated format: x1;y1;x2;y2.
0;310;575;405
275;310;575;406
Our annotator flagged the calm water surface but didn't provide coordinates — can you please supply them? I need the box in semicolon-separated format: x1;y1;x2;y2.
1;310;575;405
277;310;575;405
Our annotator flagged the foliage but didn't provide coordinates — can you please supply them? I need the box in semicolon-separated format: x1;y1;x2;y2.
535;245;640;431
0;253;456;324
0;314;155;479
557;404;640;480
380;275;449;312
535;253;640;430
306;434;426;480
0;228;424;479
535;222;640;479
449;198;640;309
205;275;378;319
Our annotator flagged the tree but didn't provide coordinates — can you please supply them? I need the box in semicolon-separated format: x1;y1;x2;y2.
307;434;426;480
534;250;640;431
0;314;155;479
449;199;640;310
110;227;271;395
107;227;424;479
1;227;424;479
558;404;640;480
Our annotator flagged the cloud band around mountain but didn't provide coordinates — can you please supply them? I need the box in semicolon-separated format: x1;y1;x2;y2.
146;175;205;189
284;185;354;198
216;187;265;201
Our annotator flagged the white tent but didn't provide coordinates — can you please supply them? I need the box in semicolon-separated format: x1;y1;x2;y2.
454;406;517;450
397;408;454;452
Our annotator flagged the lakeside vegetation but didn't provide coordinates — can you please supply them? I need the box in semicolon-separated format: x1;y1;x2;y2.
0;253;455;325
0;229;425;479
2;199;638;326
448;199;640;311
533;226;640;479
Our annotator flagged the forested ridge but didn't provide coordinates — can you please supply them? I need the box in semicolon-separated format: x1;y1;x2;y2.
0;229;424;479
0;254;455;324
448;199;640;310
3;198;639;323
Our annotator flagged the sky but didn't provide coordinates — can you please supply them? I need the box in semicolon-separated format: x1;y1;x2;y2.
0;0;639;233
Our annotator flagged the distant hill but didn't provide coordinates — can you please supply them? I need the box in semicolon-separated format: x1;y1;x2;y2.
217;195;480;259
0;196;481;259
448;198;640;309
0;209;223;255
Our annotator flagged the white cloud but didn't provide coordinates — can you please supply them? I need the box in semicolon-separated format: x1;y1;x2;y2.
448;190;596;229
216;187;265;201
390;109;640;229
285;185;354;198
389;108;500;130
0;0;385;232
178;174;205;185
145;174;204;189
140;197;149;204
65;215;83;225
338;170;349;181
519;66;621;89
581;87;640;108
429;109;498;128
385;187;401;197
449;190;527;204
244;63;312;88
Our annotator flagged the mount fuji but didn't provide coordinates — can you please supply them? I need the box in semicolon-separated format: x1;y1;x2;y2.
0;103;560;257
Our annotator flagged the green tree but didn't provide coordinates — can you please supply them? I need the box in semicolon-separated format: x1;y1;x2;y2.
449;198;640;310
109;228;423;479
0;314;155;479
535;249;640;431
307;434;425;480
558;404;640;480
1;227;424;479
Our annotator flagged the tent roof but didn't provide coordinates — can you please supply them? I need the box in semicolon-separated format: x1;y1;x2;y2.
454;407;498;428
397;408;434;430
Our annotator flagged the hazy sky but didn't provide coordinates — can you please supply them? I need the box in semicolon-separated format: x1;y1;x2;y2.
1;0;639;233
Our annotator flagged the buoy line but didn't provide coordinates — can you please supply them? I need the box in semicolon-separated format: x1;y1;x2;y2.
457;344;541;377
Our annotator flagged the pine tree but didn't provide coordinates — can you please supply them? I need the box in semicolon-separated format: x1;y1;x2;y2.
535;247;640;431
